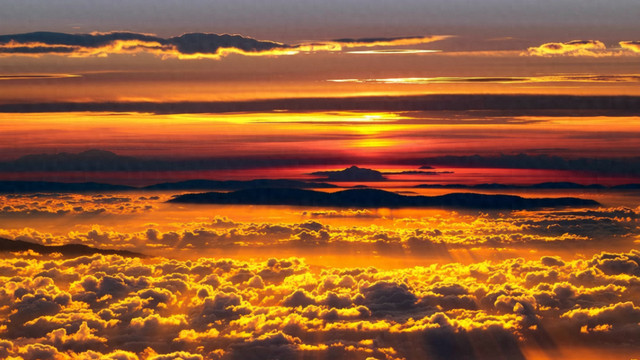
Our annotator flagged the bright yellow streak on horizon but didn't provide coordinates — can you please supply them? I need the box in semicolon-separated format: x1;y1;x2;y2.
346;49;441;54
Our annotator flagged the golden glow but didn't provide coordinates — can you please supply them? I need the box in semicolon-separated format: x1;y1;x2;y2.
0;73;81;80
619;41;640;53
328;75;640;84
346;49;441;54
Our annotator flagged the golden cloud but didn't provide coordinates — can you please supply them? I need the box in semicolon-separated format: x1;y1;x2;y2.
620;41;640;53
0;250;640;358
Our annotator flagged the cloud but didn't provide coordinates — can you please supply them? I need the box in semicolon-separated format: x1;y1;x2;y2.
3;94;640;116
328;74;640;84
0;193;160;216
346;49;441;54
3;201;637;259
620;41;640;53
328;35;450;48
0;32;447;60
523;39;640;57
2;251;640;358
0;74;80;81
526;40;607;56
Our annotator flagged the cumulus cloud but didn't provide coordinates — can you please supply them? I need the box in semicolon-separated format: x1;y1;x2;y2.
0;31;447;60
2;202;637;258
1;251;640;358
0;193;160;217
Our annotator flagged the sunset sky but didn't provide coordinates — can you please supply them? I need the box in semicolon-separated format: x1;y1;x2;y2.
1;1;640;360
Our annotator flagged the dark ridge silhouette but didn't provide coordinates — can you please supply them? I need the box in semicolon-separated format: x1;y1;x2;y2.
0;149;348;172
311;166;387;181
168;188;599;209
0;179;636;194
0;149;147;172
143;179;337;190
420;153;640;175
0;181;135;193
611;184;640;189
0;237;144;258
1;94;640;114
414;182;622;190
3;150;640;177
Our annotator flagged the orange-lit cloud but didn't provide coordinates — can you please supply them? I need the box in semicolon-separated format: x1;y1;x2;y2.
0;74;81;80
620;41;640;53
329;74;640;84
1;193;637;255
345;49;441;54
1;250;640;359
0;32;448;60
323;35;450;49
523;40;640;57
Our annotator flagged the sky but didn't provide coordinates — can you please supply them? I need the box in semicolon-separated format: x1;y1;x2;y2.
1;1;640;360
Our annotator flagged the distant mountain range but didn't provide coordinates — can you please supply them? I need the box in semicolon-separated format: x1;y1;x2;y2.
0;179;336;193
2;150;640;176
0;179;637;193
0;149;325;172
0;237;144;257
168;188;599;210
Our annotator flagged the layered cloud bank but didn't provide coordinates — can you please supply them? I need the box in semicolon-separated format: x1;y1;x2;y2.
1;191;637;256
0;31;447;59
1;251;640;359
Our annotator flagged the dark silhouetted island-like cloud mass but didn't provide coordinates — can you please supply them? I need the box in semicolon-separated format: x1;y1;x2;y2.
311;166;387;181
0;237;143;257
168;188;599;209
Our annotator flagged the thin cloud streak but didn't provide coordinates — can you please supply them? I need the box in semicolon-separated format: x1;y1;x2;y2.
0;74;81;80
328;75;640;85
523;40;640;57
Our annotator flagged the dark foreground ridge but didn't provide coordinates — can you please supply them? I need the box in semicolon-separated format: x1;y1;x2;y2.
0;237;144;258
168;188;600;209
